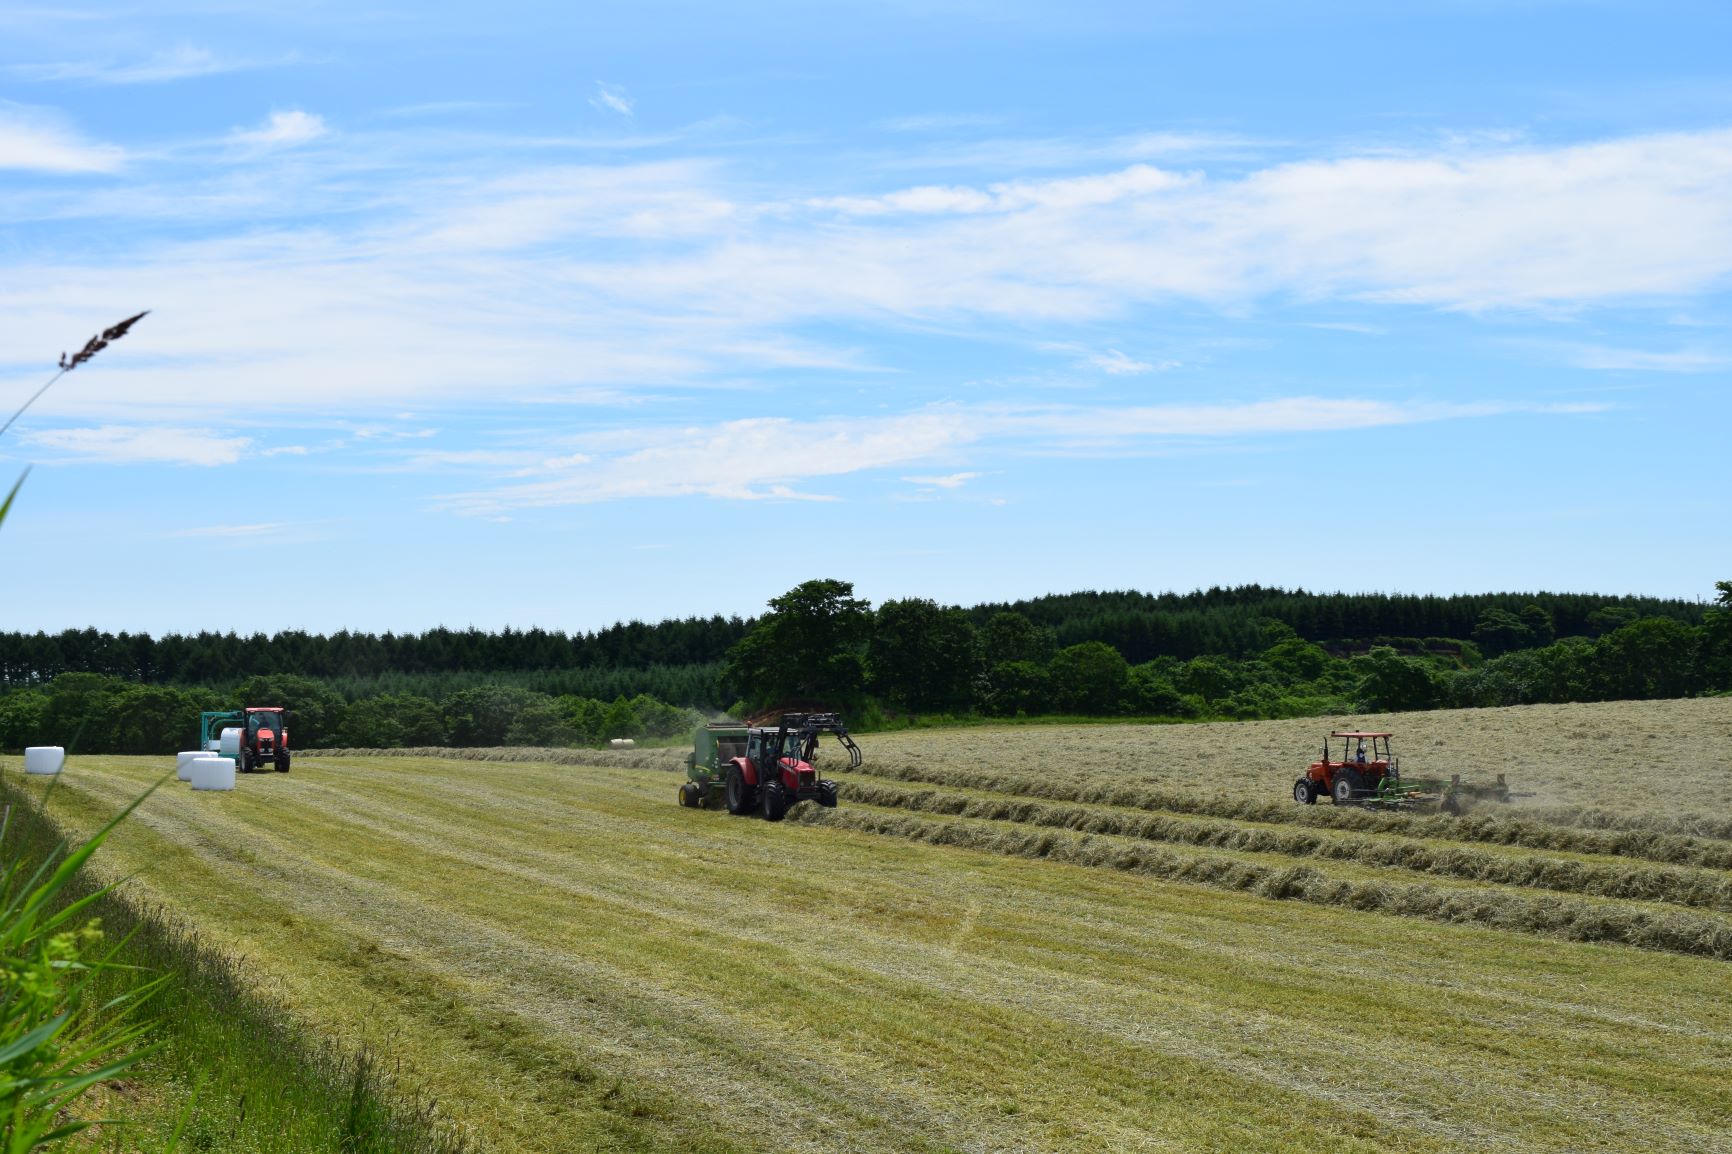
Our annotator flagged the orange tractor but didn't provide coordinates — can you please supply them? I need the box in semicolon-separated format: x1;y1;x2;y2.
1295;729;1527;811
1295;730;1401;805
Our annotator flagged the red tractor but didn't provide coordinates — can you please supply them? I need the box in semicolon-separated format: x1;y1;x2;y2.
721;713;859;822
200;707;291;773
1295;730;1399;805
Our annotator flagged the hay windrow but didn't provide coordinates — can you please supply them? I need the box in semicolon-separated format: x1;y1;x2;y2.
795;806;1732;961
839;779;1732;912
846;760;1732;868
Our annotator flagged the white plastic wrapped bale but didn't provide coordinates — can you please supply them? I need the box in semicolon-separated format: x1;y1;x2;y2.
609;738;636;750
218;727;242;758
176;751;205;781
189;756;235;791
23;746;64;776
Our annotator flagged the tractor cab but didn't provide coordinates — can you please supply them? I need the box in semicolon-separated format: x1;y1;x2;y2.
1296;730;1399;805
241;706;291;773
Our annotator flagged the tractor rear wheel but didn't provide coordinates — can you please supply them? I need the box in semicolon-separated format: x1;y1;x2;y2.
1332;772;1358;804
817;779;839;808
1293;778;1316;805
760;780;788;822
725;765;755;816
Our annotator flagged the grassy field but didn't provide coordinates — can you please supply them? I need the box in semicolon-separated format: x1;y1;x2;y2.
15;697;1732;1153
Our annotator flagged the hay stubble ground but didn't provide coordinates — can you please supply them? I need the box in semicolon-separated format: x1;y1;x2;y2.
18;698;1732;1153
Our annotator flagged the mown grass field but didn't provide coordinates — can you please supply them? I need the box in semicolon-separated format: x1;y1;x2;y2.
16;698;1732;1153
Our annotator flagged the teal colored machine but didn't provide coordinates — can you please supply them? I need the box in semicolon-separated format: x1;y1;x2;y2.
198;710;243;758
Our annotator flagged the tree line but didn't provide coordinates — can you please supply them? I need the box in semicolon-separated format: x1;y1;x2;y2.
723;579;1732;721
0;672;707;756
2;581;1723;754
0;586;1701;689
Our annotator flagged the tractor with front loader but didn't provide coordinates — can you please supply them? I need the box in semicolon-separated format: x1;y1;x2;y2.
199;707;292;773
1294;729;1527;811
680;713;860;821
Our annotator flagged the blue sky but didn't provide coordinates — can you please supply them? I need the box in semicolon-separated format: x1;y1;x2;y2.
1;1;1728;634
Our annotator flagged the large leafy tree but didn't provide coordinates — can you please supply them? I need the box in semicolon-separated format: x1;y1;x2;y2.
1048;641;1129;714
723;579;873;708
869;598;979;713
979;611;1057;667
1355;647;1443;712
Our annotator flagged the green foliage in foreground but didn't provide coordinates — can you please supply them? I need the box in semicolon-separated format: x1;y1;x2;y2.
0;778;158;1151
0;777;469;1154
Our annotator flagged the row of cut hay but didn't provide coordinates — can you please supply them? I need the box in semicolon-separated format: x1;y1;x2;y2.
305;745;687;772
848;760;1732;869
794;805;1732;961
839;778;1732;913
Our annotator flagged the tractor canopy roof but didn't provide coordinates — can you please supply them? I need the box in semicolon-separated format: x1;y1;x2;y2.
1329;731;1393;738
245;706;285;713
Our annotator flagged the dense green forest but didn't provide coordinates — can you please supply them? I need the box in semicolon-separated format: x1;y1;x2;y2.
2;583;1725;755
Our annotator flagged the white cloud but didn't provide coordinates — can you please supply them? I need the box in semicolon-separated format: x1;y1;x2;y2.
261;444;309;456
232;110;326;148
903;471;981;488
13;45;279;85
875;113;1003;133
3;127;1729;426
442;396;1589;514
172;521;287;538
21;425;248;466
1081;349;1177;375
814;164;1191;216
1564;344;1727;372
590;82;633;118
0;103;121;172
443;411;975;514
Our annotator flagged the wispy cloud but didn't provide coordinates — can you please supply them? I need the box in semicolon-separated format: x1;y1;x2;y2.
441;396;1593;514
12;44;287;85
1081;349;1174;375
1564;343;1728;372
0;102;121;172
590;81;633;118
20;425;248;466
875;113;1003;133
374;100;517;121
3;127;1729;426
171;521;289;538
232;110;327;148
903;471;981;488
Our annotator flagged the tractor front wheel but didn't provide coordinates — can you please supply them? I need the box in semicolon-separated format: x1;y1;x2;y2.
275;753;290;773
1293;778;1316;805
725;765;755;816
817;779;839;808
760;780;788;822
239;748;254;774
